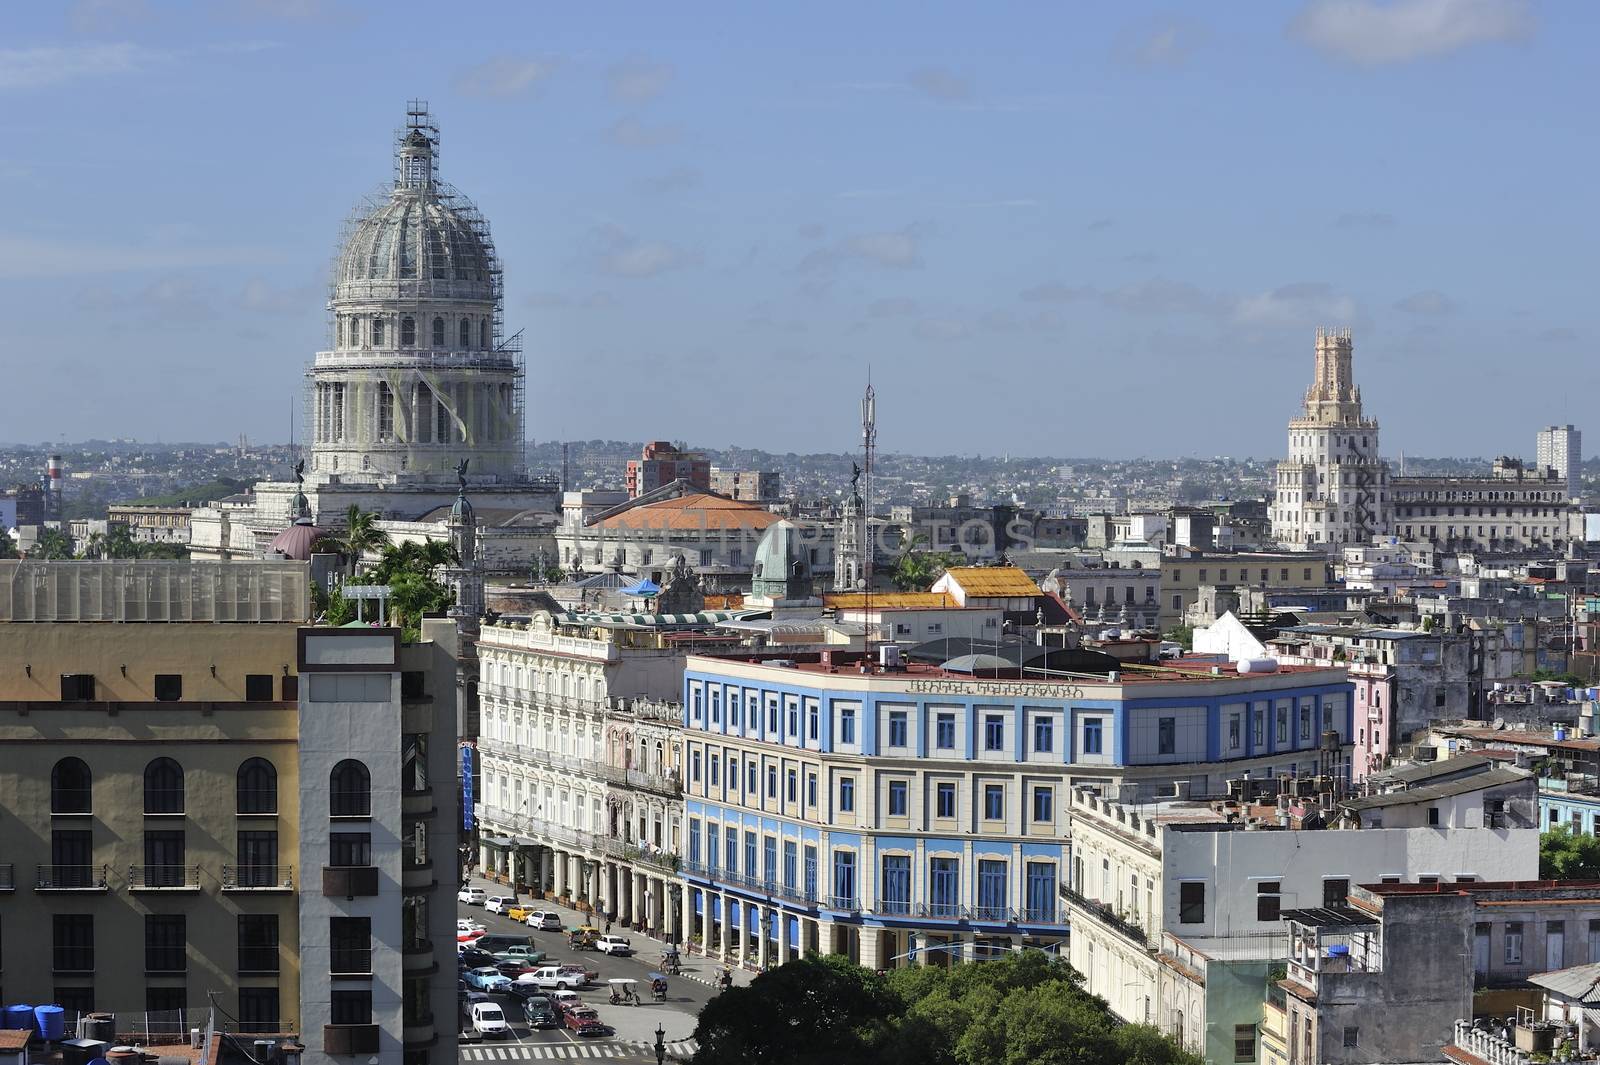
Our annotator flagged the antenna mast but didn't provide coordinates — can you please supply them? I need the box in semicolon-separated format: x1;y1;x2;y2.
862;379;877;650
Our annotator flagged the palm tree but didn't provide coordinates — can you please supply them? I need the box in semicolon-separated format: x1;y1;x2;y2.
29;528;74;560
330;505;390;577
371;539;459;584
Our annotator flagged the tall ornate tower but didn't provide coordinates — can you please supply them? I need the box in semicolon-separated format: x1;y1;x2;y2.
833;466;864;591
308;103;524;483
1272;329;1392;549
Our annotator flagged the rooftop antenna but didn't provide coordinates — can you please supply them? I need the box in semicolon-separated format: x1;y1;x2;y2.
862;372;877;658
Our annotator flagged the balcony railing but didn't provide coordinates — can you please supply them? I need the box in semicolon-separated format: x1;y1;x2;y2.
1449;1020;1546;1065
598;837;681;872
1060;884;1149;946
36;864;109;890
222;864;294;891
600;764;684;798
826;895;859;913
129;865;201;890
679;859;821;908
972;904;1012;923
878;899;911;916
476;806;599;852
918;901;968;920
1021;905;1060;925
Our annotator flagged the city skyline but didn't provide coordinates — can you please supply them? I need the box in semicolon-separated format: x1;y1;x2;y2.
0;1;1590;457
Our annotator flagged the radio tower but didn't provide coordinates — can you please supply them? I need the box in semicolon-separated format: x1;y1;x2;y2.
861;379;877;620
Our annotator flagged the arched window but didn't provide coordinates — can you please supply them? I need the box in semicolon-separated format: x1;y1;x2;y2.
143;757;184;814
330;759;371;817
237;757;278;814
372;317;385;346
480;319;491;349
431;316;445;347
52;757;92;813
400;316;416;346
459;318;471;349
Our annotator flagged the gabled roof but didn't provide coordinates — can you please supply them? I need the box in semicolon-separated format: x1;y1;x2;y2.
939;566;1042;598
1341;765;1530;811
823;591;958;610
1529;961;1600;1006
590;491;782;532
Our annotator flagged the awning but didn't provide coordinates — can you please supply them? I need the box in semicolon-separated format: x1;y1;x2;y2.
483;835;514;848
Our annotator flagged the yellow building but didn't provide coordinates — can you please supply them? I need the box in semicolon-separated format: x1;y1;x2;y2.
1160;552;1335;629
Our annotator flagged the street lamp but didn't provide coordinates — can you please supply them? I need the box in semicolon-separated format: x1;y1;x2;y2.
653;1023;666;1065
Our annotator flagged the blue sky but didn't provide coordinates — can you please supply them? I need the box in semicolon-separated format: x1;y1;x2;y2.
0;0;1590;459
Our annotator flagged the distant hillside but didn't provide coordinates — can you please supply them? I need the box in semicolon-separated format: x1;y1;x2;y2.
114;478;249;507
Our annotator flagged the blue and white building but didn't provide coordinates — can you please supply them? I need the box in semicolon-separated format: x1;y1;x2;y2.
675;653;1353;971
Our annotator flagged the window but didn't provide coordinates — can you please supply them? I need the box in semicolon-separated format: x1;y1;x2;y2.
783;840;797;890
984;714;1004;751
330;832;371;867
1253;709;1265;746
880;855;910;915
977;859;1007;919
144;830;186;886
832;851;857;907
238;987;279;1034
244;674;274;701
687;818;701;866
936;782;956;818
154;674;183;701
60;673;96;700
887;711;908;748
1428;807;1440;826
1157;717;1176;755
766;696;778;734
1082;719;1103;755
459;319;471;349
236;830;278;886
806;772;817;807
331;917;372;975
481;319;491;349
808;704;819;740
238;914;279;973
839;778;855;812
766;764;778;799
1026;862;1056;922
804;845;817;900
51;757;92;814
1033;716;1054;753
51;829;92;887
431;316;445;347
1032;786;1054;823
763;836;777;884
54;987;93;1015
935;713;956;750
146;987;186;1024
928;857;959;917
1179;882;1206;924
1256;882;1281;922
144;757;184;814
690;750;702;783
744;832;757;880
839;707;856;745
1505;921;1524;964
1234;1024;1257;1063
1323;878;1349;909
724;827;738;873
371;317;384;346
786;768;797;802
145;914;185;973
400;316;415;346
330;988;372;1026
54;914;94;972
329;760;371;817
888;780;908;817
1343;1027;1359;1049
1299;705;1311;742
1228;714;1241;751
984;783;1004;820
710;688;721;726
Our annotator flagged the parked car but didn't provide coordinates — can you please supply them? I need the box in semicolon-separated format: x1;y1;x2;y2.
521;996;559;1029
564;1007;610;1037
525;964;585;991
506;905;536;922
595;934;634;956
495;945;546;966
458;887;487;906
558;962;600;984
475;933;535;955
524;910;564;931
484;895;518;915
459;990;493;1014
546;989;583;1015
506;980;553;1002
457;917;486;934
465;966;512;993
458;946;497;969
469;1001;511;1039
495;959;539;979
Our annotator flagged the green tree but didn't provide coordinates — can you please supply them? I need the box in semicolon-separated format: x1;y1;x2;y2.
892;535;962;592
691;954;901;1065
1541;824;1600;879
1163;624;1195;650
369;539;459;584
323;505;390;577
102;524;140;559
0;533;17;559
28;528;73;560
388;570;454;642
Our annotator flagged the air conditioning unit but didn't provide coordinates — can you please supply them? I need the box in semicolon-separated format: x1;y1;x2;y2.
879;645;904;669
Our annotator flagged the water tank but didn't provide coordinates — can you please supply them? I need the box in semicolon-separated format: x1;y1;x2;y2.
4;1005;34;1030
1235;657;1280;674
35;1004;66;1041
82;1014;115;1044
1555;726;1570;741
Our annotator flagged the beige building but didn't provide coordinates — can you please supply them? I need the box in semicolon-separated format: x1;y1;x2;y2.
1160;551;1334;629
1392;456;1572;553
106;504;194;544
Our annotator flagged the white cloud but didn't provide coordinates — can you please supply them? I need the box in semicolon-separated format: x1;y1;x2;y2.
453;55;558;98
609;57;675;104
606;115;682;148
907;66;971;102
0;42;165;89
1394;289;1455;314
1291;0;1532;64
590;224;695;279
799;226;924;273
1116;16;1208;66
1234;281;1356;324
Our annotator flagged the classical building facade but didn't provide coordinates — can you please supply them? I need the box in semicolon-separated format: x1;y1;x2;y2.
1272;329;1393;550
1392;456;1571;553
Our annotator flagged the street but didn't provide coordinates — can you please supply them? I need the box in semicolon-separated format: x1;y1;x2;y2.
458;875;722;1063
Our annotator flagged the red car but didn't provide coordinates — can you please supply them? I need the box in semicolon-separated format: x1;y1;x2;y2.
563;1007;610;1037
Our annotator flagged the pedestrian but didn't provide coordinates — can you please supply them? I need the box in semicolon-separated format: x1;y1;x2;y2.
605;918;613;935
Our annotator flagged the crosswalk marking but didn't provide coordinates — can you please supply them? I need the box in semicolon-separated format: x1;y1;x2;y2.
462;1042;641;1062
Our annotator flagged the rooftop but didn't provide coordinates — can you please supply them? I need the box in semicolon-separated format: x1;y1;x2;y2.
939;566;1043;598
691;650;1340;686
590;491;783;532
822;591;958;610
1340;765;1531;811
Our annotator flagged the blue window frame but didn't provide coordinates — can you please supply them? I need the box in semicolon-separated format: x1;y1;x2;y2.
839;778;855;812
724;827;738;873
691;750;702;782
808;704;819;741
839;707;856;745
746;762;757;795
729;757;739;793
984;714;1004;751
783;840;797;890
888;779;908;816
766;696;779;734
806;773;817;807
984;783;1004;820
688;817;701;865
1032;785;1054;823
766;765;777;798
1026;862;1057;922
936;782;956;818
729;691;741;729
929;857;959;917
691;687;702;723
977;859;1007;920
880;854;910;915
710;688;721;726
888;711;908;748
936;712;956;750
744;831;757;879
1033;716;1053;753
763;836;777;884
786;768;797;802
706;825;719;873
831;851;857;908
788;703;799;737
709;754;720;787
804;845;817;900
1083;718;1103;755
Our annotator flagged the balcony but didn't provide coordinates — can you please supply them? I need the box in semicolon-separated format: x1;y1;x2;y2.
322;866;380;897
322;1024;380;1056
679;859;820;908
129;865;202;892
825;895;860;914
1060;884;1149;946
600;764;683;799
36;864;109;892
598;837;681;873
917;901;969;920
222;864;294;892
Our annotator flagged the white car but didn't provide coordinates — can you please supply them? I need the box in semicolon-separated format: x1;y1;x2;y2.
484;895;518;915
525;964;585;991
469;1001;510;1039
457;918;485;934
524;910;563;931
595;934;634;956
458;887;487;906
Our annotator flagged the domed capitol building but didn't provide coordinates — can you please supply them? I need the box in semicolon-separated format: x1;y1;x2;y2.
191;104;557;560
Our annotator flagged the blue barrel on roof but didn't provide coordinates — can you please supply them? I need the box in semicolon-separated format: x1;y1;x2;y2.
3;1005;33;1030
35;1005;65;1040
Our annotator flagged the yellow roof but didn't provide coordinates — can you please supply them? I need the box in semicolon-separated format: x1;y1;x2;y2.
943;567;1041;598
822;592;957;610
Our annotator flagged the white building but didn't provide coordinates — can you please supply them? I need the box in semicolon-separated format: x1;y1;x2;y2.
1272;329;1393;551
1538;424;1581;494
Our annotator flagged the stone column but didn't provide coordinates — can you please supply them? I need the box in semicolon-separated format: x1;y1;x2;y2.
632;871;646;929
960;931;976;964
774;907;789;963
652;876;666;933
553;849;567;897
754;905;768;968
715;892;729;958
858;927;880;972
681;884;694;948
909;930;925;966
